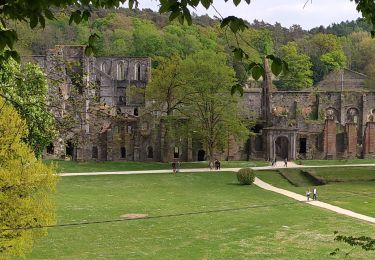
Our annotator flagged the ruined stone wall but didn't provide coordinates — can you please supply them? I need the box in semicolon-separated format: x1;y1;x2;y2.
346;123;357;157
243;89;262;118
323;119;337;159
269;92;317;130
363;121;375;157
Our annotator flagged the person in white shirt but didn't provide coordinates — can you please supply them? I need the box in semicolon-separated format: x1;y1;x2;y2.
313;187;317;200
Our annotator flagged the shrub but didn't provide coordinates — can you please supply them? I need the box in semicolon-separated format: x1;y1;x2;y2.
237;168;255;185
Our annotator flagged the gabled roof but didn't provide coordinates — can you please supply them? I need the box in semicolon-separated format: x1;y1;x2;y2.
314;68;369;91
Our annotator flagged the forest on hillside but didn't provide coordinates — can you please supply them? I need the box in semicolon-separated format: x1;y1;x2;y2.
14;8;375;90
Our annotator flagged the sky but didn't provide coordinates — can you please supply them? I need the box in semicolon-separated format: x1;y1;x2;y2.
137;0;362;29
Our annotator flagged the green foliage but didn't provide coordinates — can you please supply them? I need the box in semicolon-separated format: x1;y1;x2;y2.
237;168;255;185
276;42;313;90
0;0;374;63
252;29;274;56
0;59;56;157
331;231;375;256
320;49;347;70
180;50;250;159
353;0;375;35
0;97;57;258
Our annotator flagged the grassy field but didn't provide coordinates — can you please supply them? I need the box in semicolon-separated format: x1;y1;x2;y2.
27;172;375;259
298;158;375;166
45;160;270;173
256;169;375;217
307;167;375;182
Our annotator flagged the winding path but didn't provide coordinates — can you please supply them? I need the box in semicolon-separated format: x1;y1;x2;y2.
59;163;375;224
254;177;375;224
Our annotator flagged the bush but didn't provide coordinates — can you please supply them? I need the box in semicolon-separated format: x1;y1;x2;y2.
237;168;255;185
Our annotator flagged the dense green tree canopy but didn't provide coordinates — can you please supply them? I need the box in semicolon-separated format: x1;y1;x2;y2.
0;60;56;157
0;97;57;258
0;0;374;64
277;42;313;90
180;51;249;160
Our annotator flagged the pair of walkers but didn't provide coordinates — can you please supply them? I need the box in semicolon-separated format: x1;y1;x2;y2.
306;188;318;201
209;159;221;170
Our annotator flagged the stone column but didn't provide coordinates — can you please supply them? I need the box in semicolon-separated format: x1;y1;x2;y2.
363;121;375;158
187;137;193;161
323;118;336;159
345;123;357;157
290;132;297;160
106;130;113;161
261;58;272;124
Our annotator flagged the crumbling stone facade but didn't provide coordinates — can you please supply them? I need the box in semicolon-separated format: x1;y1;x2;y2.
38;46;375;162
246;68;375;161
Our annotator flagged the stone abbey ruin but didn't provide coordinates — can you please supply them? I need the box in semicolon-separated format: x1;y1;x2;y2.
36;45;375;162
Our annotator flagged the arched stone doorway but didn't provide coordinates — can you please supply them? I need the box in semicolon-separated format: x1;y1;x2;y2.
197;150;205;161
275;136;289;160
66;141;74;157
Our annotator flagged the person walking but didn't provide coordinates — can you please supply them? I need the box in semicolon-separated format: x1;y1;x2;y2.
306;189;311;201
171;161;176;175
176;161;181;173
214;159;219;170
284;158;288;167
313;187;317;200
209;161;213;171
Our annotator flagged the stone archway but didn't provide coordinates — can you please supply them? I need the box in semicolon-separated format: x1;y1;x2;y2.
275;136;289;160
197;150;205;161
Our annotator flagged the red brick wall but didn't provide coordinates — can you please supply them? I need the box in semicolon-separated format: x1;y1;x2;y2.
363;122;375;155
346;123;357;156
323;119;336;158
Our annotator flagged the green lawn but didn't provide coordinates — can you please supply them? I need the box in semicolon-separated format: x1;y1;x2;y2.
307;167;375;182
27;172;375;259
256;169;375;217
298;158;375;166
45;160;270;173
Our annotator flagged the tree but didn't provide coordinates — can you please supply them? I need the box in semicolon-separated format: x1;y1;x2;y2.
0;59;56;157
297;33;347;83
331;231;375;256
320;49;347;70
0;97;57;258
0;0;373;64
145;55;191;162
180;51;249;161
276;42;313;90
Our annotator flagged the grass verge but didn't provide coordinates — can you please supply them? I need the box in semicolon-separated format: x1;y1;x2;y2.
26;172;375;259
256;169;375;217
45;160;270;173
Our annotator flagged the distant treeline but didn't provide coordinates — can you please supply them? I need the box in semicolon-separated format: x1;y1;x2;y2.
15;8;375;90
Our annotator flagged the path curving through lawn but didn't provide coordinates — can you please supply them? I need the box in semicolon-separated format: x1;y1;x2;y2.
58;166;375;225
253;177;375;224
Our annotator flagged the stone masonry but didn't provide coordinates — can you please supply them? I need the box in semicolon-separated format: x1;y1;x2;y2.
38;46;375;162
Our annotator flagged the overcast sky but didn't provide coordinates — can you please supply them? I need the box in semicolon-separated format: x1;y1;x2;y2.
137;0;362;29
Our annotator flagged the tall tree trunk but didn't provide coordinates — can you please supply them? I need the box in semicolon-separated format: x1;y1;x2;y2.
161;121;171;162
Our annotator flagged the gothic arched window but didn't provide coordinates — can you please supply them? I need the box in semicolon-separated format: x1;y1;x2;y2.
135;63;141;80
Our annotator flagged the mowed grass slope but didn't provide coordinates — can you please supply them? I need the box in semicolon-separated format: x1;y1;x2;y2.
46;160;269;173
28;172;375;259
308;166;375;182
256;169;375;217
298;158;375;166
